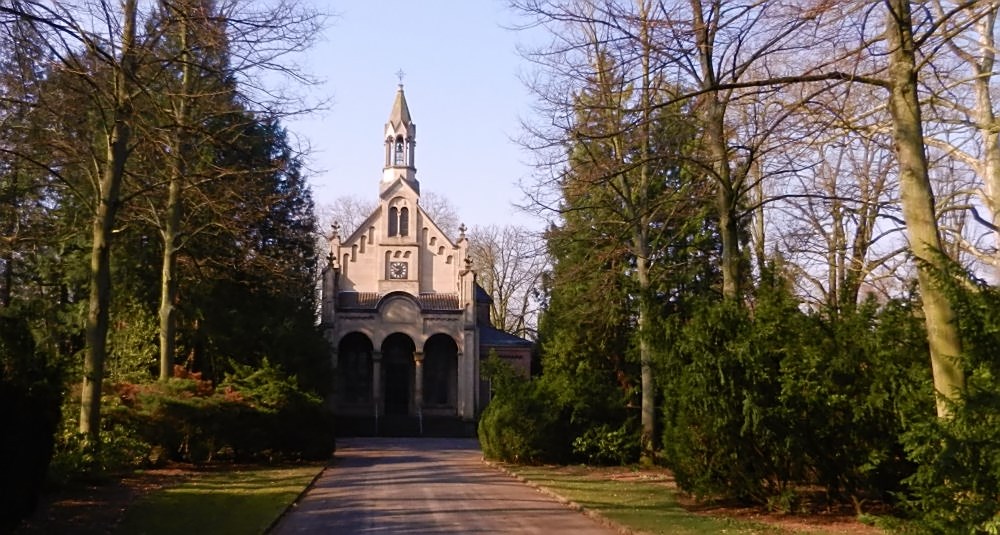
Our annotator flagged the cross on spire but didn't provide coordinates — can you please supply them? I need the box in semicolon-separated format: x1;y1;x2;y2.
395;69;406;85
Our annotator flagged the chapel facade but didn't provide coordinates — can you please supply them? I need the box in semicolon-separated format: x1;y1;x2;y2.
319;86;531;429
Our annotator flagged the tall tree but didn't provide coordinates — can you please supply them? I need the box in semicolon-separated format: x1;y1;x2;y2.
883;0;964;415
0;2;53;310
521;6;708;453
80;0;140;443
145;0;322;380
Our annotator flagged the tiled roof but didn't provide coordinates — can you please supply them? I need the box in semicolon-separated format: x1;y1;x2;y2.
337;292;380;309
336;291;460;312
418;293;460;311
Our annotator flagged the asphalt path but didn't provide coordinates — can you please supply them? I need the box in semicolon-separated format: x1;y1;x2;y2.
269;437;620;534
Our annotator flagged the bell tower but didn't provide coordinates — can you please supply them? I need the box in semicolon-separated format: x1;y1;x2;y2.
381;84;418;195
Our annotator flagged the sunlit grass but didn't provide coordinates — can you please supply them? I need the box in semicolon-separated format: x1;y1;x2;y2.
115;464;324;535
509;465;791;534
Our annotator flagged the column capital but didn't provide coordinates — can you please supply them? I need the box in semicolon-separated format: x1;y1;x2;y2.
413;350;424;363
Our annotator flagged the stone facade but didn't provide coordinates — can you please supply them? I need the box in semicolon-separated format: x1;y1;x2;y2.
320;86;531;424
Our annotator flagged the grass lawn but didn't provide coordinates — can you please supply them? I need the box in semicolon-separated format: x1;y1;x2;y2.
114;464;324;535
508;465;854;535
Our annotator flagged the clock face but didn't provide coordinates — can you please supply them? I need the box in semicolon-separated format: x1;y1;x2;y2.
389;261;408;279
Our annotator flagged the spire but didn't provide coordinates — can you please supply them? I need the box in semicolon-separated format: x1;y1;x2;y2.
382;83;418;195
388;84;412;128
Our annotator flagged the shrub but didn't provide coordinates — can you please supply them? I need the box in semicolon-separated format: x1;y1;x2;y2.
48;402;154;481
104;360;335;464
0;313;63;531
478;356;568;463
571;421;640;465
220;359;336;460
659;281;928;507
900;274;1000;533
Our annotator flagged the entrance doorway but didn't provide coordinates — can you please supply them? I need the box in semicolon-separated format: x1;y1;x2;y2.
423;334;458;408
381;333;415;415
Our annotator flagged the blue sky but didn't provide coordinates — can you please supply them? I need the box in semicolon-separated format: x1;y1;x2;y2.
285;1;545;229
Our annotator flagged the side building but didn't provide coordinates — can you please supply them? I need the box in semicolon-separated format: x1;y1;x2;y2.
319;85;531;435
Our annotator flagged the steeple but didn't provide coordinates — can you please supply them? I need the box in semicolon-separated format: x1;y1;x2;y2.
381;84;418;195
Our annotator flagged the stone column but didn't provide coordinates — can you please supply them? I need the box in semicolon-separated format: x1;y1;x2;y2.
413;351;424;412
372;351;383;414
461;329;477;420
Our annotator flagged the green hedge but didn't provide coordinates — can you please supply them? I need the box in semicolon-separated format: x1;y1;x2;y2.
104;360;335;464
659;285;930;509
478;356;570;463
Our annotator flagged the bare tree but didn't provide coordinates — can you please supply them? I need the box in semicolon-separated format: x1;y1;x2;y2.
317;195;376;239
467;224;546;339
419;190;462;239
919;1;1000;272
770;81;906;310
881;0;966;416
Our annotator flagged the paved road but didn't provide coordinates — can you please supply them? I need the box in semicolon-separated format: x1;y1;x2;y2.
269;437;620;534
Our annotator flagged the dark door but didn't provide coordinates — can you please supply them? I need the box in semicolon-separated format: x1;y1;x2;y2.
381;333;415;415
384;359;410;415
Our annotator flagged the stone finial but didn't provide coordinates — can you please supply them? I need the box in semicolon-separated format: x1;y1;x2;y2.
458;223;467;240
331;221;341;239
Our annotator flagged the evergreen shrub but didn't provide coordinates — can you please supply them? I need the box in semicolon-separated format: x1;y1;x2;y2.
478;356;569;463
901;274;1000;533
106;360;335;463
659;281;928;508
0;313;63;532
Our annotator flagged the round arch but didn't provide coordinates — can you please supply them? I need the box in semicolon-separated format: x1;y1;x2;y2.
423;333;458;408
337;332;373;404
375;293;422;333
381;332;416;415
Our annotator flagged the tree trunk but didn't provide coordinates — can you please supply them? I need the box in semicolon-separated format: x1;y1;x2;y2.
636;1;655;458
158;163;181;380
159;7;191;381
635;248;655;457
716;174;741;300
79;0;137;442
884;0;964;417
704;90;741;301
691;0;741;300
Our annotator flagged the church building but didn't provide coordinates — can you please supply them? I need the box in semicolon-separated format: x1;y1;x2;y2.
320;86;531;433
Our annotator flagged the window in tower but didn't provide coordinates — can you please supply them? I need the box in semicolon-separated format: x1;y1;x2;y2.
388;207;398;236
399;207;409;237
394;137;405;166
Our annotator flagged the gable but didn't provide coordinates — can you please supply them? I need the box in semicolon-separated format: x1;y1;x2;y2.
413;204;459;248
379;176;419;202
342;205;383;246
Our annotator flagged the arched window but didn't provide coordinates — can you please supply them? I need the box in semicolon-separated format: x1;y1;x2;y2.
399;207;409;237
394;137;405;166
388;207;398;236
